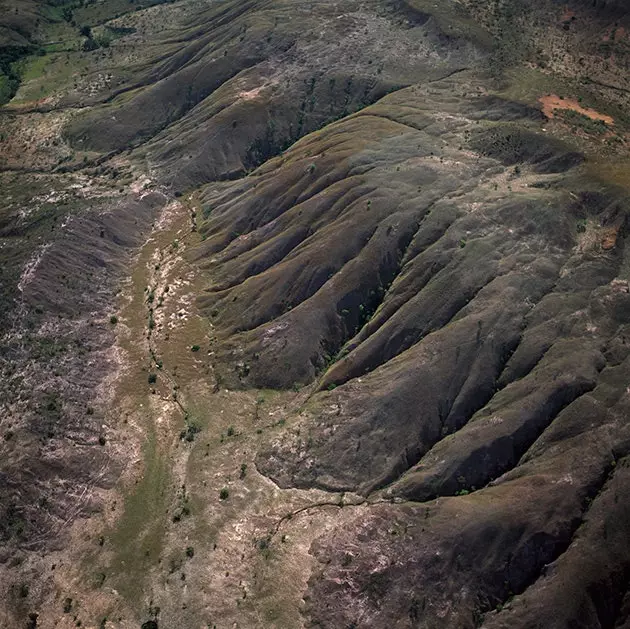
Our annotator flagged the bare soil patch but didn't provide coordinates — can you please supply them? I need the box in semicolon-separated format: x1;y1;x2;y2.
540;93;614;124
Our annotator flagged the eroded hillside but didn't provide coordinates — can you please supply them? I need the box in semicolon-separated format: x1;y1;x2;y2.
1;0;629;628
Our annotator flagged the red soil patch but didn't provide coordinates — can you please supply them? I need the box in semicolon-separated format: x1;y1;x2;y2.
539;94;614;125
601;225;620;251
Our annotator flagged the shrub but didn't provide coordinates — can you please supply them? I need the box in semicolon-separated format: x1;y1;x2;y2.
559;109;610;135
185;546;194;558
82;37;99;52
191;345;200;352
172;503;190;522
257;535;272;559
148;373;157;384
179;423;201;442
219;488;229;500
109;315;118;324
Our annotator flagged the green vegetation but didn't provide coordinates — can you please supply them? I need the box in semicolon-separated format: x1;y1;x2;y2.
107;415;169;601
558;109;610;135
179;421;201;442
256;535;272;559
0;45;39;105
12;52;49;85
219;488;229;500
172;491;191;522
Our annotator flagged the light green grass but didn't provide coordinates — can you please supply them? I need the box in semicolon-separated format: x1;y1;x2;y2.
107;420;170;601
15;54;50;83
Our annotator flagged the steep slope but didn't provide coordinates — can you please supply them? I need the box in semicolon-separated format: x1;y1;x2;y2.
193;69;630;628
65;0;489;188
0;0;629;628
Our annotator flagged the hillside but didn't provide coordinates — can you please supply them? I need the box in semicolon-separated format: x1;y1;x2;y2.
1;0;629;628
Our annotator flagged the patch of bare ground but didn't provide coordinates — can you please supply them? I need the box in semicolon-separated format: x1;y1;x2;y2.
539;94;614;124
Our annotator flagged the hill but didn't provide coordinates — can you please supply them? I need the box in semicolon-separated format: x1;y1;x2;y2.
0;0;629;627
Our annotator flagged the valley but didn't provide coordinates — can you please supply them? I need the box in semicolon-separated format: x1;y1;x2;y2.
1;1;630;627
